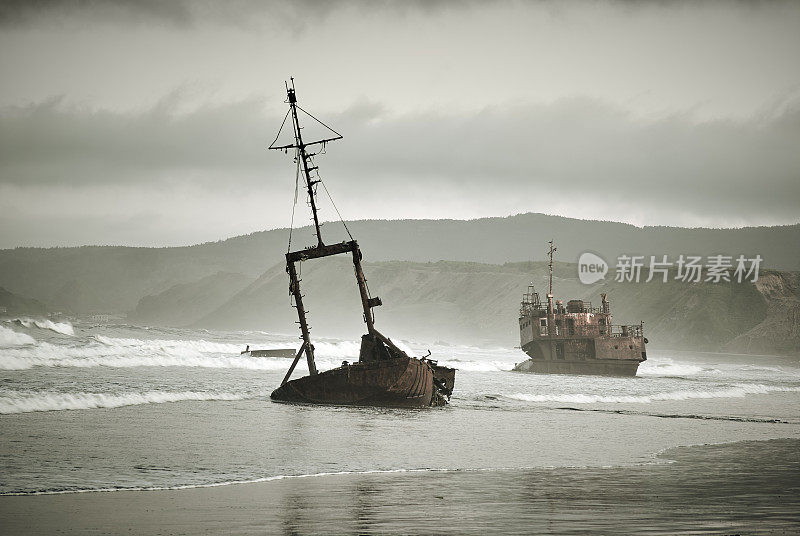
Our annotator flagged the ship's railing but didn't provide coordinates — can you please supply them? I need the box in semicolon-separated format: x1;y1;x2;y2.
525;322;643;338
609;324;643;338
520;303;546;316
520;302;605;316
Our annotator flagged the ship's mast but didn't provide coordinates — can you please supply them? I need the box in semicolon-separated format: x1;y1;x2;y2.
270;78;342;247
547;239;557;296
546;239;556;347
290;83;321;246
269;79;342;380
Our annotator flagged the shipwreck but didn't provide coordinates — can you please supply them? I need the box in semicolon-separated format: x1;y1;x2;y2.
267;79;454;406
514;240;648;376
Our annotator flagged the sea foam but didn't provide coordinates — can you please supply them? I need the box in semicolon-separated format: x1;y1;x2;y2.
0;390;252;414
10;318;74;336
0;325;36;347
0;335;362;371
638;359;704;377
506;384;800;404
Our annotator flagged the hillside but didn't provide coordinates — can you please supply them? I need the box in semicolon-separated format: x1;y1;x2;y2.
720;272;800;356
128;272;251;327
171;259;798;355
0;213;797;314
0;287;48;316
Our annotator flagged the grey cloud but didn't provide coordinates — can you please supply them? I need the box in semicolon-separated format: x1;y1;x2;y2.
324;98;800;221
2;0;791;25
0;0;194;28
0;94;278;186
0;0;497;30
2;93;799;224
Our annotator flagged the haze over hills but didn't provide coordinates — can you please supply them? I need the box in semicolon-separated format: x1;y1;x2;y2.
0;213;797;315
127;272;251;328
0;213;798;356
0;287;47;316
130;258;798;356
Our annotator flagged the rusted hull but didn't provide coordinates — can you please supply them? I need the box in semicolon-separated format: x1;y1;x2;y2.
513;358;641;377
270;356;442;407
429;363;456;397
517;334;646;377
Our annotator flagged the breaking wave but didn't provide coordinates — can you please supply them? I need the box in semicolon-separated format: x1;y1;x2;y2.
8;318;74;336
0;390;253;414
0;335;362;371
0;325;36;347
638;359;705;377
506;384;800;404
312;340;361;359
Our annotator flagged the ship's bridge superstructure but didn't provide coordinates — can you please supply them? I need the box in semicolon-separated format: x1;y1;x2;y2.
519;285;643;342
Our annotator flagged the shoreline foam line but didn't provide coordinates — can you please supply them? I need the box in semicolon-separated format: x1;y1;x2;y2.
0;468;444;496
0;390;262;414
506;384;800;404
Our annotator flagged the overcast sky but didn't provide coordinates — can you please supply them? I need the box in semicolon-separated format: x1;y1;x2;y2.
1;0;799;248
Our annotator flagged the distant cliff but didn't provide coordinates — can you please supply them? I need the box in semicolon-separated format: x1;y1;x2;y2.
720;272;800;356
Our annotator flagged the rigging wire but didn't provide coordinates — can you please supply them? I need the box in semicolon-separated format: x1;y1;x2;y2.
268;109;292;150
319;179;354;241
296;105;343;139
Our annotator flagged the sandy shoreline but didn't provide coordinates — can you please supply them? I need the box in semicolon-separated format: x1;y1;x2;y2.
1;438;798;535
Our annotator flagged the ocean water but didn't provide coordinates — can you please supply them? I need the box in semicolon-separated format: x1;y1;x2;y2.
1;318;799;499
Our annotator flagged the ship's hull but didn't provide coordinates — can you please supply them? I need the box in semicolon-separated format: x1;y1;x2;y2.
513;358;640;377
270;356;444;407
515;336;645;377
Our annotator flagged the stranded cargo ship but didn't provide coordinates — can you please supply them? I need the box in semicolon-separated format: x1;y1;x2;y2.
514;241;647;377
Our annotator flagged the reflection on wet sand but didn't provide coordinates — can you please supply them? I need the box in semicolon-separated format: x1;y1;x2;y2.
250;439;799;536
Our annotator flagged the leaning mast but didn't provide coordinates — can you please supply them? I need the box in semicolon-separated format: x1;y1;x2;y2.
269;78;341;379
269;79;389;384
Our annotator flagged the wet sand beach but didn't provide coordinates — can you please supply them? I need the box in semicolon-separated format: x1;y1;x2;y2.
2;439;798;535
